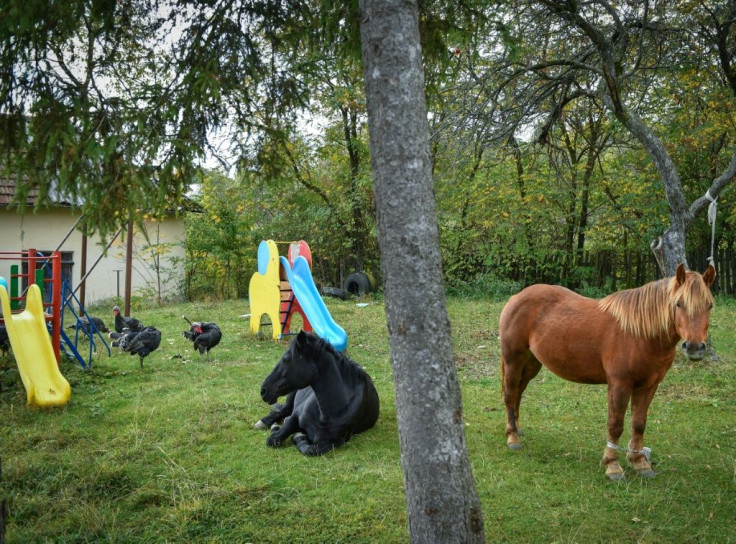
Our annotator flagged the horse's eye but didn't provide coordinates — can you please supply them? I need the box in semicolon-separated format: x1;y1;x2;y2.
676;301;683;308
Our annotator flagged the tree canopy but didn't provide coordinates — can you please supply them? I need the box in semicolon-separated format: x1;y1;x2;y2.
2;0;735;282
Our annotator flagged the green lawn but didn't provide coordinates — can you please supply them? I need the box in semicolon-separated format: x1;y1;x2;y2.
1;295;734;543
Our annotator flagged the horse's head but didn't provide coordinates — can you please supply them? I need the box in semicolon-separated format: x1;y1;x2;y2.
672;263;715;361
260;331;319;404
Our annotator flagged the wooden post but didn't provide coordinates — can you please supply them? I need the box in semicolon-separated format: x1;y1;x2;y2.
125;219;133;316
79;234;88;313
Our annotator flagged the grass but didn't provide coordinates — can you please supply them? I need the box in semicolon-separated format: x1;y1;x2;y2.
1;295;735;543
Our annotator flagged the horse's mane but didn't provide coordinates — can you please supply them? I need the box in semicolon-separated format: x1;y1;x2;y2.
300;334;369;385
598;271;713;339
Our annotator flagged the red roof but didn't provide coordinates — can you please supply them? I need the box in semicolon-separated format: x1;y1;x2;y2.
0;175;74;207
0;169;42;207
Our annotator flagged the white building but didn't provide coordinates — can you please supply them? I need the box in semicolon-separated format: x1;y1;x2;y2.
0;177;188;306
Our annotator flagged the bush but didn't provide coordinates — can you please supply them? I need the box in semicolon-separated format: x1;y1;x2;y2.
445;273;522;300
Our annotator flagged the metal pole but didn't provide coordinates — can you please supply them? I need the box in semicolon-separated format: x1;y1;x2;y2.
54;214;85;252
115;270;122;298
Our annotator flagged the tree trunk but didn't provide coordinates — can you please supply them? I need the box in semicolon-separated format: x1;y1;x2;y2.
359;1;485;542
651;225;688;277
342;103;368;270
557;2;736;277
577;117;607;257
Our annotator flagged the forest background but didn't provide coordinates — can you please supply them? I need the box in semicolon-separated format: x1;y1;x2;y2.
1;1;735;301
177;1;736;301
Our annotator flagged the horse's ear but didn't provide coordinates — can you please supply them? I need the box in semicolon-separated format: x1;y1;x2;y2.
703;264;716;288
675;263;687;285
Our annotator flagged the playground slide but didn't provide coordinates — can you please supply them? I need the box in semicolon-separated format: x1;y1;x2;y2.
279;256;348;352
0;283;71;408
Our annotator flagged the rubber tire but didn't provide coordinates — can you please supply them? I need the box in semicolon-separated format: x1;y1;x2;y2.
320;286;348;300
343;272;373;296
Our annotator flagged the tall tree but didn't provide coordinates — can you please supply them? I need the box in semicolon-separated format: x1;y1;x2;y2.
458;0;736;275
0;0;311;237
359;1;484;542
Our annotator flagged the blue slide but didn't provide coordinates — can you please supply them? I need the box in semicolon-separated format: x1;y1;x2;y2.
279;256;348;352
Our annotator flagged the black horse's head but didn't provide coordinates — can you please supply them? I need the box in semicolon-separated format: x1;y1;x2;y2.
260;331;319;404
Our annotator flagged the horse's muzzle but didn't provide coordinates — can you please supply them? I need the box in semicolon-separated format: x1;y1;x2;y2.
261;384;278;404
681;341;707;361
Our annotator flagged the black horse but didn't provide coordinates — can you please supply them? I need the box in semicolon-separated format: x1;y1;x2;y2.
256;331;380;456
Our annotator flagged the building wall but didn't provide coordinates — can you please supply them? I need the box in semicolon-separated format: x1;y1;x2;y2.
0;208;186;305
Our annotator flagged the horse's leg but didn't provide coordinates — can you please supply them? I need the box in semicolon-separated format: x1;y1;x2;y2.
293;434;345;456
515;358;542;437
254;391;296;429
502;352;541;450
502;354;523;450
628;384;659;478
602;382;632;481
266;413;300;447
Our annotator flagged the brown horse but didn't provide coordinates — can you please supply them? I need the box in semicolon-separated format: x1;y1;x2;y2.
499;263;715;480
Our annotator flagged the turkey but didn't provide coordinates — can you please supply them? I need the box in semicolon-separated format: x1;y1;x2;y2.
0;324;10;357
182;317;222;362
112;305;144;333
110;326;161;369
67;316;109;335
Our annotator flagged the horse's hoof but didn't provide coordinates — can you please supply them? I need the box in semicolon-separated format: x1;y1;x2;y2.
506;433;523;450
629;457;655;478
253;420;268;430
637;468;656;478
605;465;626;481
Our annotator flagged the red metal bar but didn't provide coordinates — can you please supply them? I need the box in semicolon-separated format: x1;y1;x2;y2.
51;251;61;364
27;249;36;292
0;249;62;365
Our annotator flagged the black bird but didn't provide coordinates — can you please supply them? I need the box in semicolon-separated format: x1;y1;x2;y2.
0;325;10;357
67;316;110;335
182;317;222;362
110;326;161;369
112;305;144;333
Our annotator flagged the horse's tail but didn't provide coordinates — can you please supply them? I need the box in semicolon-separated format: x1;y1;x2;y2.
500;353;505;399
498;301;509;400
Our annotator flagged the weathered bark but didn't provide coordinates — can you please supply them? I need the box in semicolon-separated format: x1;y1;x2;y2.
359;1;485;542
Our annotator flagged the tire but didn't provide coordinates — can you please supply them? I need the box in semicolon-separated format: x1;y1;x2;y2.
320;286;348;300
343;272;373;296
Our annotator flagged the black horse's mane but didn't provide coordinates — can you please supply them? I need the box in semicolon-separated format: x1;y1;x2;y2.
298;333;368;386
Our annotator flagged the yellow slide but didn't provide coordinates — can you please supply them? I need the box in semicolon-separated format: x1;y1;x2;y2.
0;284;71;408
